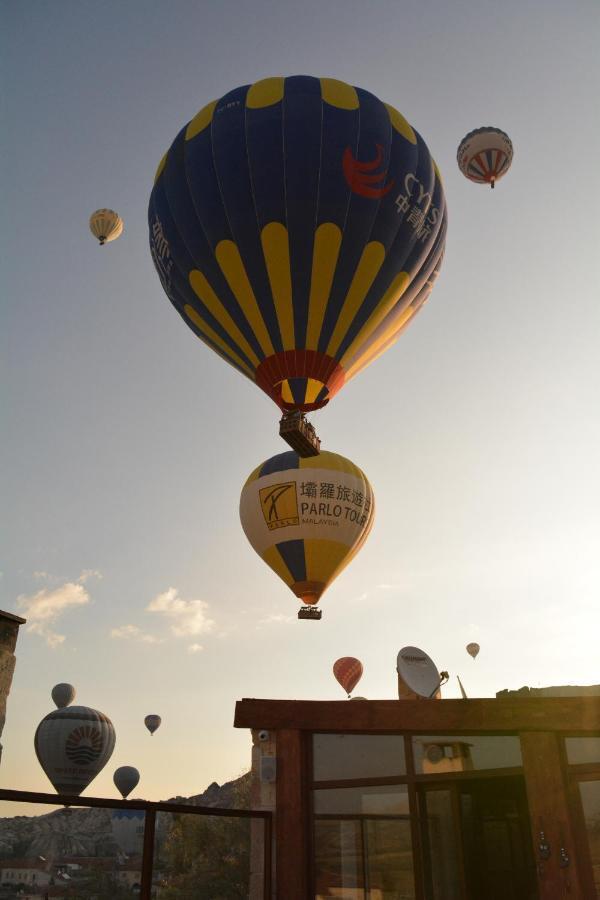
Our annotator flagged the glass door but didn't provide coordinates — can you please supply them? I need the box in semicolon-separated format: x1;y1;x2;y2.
565;737;600;897
419;787;464;900
419;776;538;900
570;777;600;897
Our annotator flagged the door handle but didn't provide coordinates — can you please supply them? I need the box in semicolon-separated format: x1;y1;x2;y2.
538;830;551;860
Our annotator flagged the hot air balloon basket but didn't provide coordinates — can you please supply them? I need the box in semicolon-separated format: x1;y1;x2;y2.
298;606;322;621
279;412;321;457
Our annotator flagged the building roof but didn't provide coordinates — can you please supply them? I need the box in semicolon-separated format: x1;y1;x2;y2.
0;859;49;871
0;610;26;625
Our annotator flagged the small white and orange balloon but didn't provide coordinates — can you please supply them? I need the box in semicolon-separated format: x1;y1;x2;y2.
333;657;364;698
457;127;513;189
466;642;480;660
89;208;123;246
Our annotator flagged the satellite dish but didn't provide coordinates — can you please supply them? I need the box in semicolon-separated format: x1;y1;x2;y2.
397;646;442;699
425;744;445;764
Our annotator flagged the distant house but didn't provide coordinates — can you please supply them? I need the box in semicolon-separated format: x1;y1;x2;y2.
111;807;145;855
0;857;52;888
115;857;143;889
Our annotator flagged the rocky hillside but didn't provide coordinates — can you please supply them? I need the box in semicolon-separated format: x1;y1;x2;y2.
0;772;250;860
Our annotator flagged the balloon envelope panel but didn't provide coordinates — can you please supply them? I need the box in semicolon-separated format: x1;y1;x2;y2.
34;706;116;795
240;450;374;606
149;76;446;412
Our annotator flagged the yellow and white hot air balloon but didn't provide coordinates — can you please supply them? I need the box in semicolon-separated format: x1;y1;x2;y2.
240;450;374;619
89;208;123;246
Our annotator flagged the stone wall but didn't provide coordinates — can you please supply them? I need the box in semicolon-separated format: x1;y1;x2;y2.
0;611;26;764
250;728;276;899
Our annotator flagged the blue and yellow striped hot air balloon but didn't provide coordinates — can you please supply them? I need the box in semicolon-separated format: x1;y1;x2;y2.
149;76;446;416
239;450;374;618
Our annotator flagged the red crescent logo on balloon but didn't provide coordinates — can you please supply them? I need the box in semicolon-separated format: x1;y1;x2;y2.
343;144;394;199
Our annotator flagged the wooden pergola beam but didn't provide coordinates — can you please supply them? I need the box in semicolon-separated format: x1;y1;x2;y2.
234;697;600;733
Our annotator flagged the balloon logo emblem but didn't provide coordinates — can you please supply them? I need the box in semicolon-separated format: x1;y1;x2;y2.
65;727;103;766
343;144;394;199
259;483;299;530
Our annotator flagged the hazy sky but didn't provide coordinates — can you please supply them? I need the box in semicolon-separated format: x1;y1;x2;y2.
2;0;600;811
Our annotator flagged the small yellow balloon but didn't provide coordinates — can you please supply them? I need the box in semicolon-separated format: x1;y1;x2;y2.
89;208;123;246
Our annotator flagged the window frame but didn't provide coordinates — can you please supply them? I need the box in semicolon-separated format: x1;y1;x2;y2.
310;730;527;900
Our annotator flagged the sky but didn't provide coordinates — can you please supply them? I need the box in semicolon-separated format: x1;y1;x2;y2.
2;0;600;813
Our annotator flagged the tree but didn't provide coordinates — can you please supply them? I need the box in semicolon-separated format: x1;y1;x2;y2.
158;777;252;899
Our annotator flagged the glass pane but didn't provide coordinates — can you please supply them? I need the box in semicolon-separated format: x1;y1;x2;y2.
566;737;600;765
578;780;600;898
314;819;364;899
365;818;416;899
155;810;262;898
0;801;145;894
423;790;462;900
413;735;522;774
315;784;410;815
313;733;406;781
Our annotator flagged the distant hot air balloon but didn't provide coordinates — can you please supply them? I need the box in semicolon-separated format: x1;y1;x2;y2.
457;127;513;189
240;449;375;619
333;657;364;697
144;714;161;736
148;76;447;422
89;208;123;246
35;699;116;796
466;642;480;659
113;766;140;799
51;683;76;709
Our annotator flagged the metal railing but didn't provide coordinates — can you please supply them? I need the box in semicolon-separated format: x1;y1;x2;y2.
0;787;272;899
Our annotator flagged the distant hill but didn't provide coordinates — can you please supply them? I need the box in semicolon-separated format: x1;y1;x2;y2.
0;773;250;861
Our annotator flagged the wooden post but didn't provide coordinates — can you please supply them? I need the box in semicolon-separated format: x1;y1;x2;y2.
275;729;307;899
140;807;156;900
520;732;584;898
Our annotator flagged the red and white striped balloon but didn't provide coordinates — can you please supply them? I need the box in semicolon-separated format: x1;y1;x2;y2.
333;657;363;697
